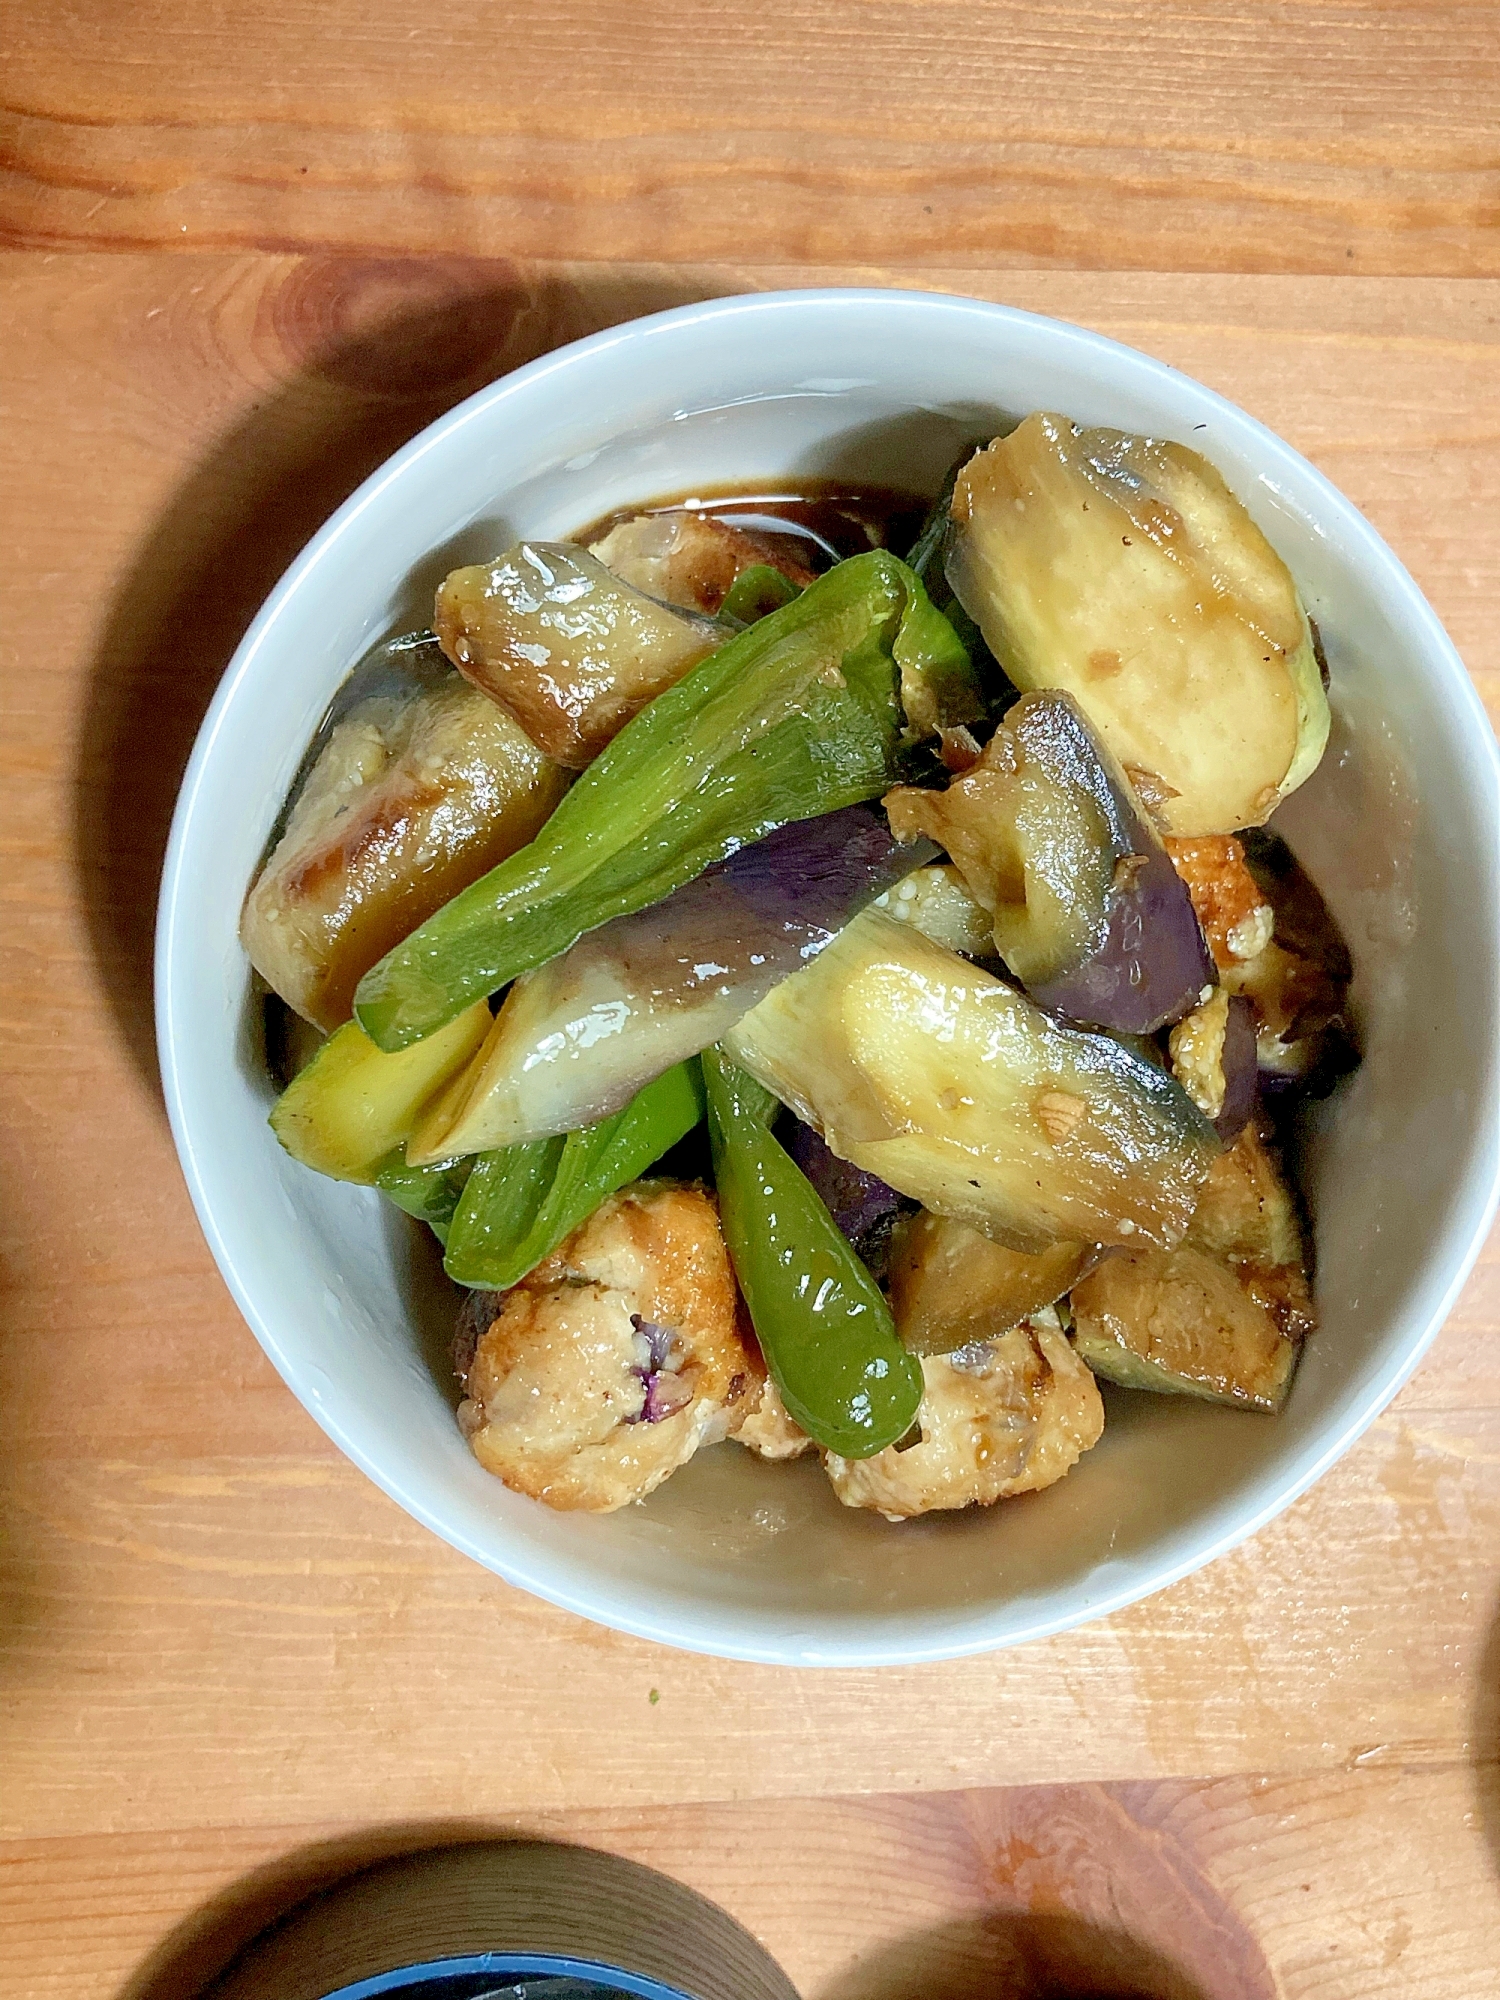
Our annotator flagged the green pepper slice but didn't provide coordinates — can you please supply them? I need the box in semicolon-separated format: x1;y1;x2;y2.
718;563;801;625
443;1060;705;1289
354;551;972;1051
702;1047;923;1459
374;1149;474;1246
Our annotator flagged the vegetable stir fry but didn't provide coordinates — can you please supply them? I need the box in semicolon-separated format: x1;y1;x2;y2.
246;427;1357;1520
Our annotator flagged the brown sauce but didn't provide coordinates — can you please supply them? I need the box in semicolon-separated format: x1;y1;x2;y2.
575;482;932;574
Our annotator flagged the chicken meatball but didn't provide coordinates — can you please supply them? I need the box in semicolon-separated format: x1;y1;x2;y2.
735;1375;816;1462
458;1182;760;1511
824;1314;1104;1521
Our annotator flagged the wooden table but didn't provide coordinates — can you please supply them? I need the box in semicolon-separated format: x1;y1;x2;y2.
3;6;1499;1994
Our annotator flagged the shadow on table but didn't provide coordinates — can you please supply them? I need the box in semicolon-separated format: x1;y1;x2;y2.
121;1822;1234;2000
122;1827;800;2000
1471;1587;1500;1882
819;1911;1217;2000
75;256;726;1106
119;1822;502;2000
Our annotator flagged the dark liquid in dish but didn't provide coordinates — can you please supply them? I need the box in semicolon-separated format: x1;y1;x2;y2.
576;484;932;573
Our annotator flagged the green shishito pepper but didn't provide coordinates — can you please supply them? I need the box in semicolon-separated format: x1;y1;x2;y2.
354;552;972;1052
374;1149;474;1246
718;563;801;625
702;1048;923;1459
443;1060;705;1289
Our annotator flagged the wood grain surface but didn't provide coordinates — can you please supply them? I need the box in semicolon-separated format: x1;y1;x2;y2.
3;4;1499;272
3;247;1500;1993
4;1770;1500;1999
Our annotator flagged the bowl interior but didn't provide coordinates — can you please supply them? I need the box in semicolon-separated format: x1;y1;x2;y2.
158;292;1500;1662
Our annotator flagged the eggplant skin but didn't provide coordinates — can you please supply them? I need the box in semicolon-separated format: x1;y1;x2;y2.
242;677;566;1033
781;1118;911;1279
1168;989;1258;1141
886;690;1213;1034
408;805;935;1160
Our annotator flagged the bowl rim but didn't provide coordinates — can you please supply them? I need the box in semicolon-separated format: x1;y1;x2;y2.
156;285;1500;1664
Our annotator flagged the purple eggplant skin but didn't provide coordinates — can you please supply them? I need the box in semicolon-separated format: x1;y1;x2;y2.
1233;825;1359;1101
1215;995;1259;1142
453;1288;503;1381
424;804;941;1153
1007;694;1215;1035
781;1117;912;1279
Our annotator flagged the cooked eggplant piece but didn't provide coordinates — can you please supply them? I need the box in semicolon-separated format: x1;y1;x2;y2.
409;806;935;1160
1225;827;1359;1092
242;644;566;1032
356;551;967;1053
1070;1116;1313;1410
944;413;1330;836
1215;997;1259;1139
1185;1118;1310;1299
1070;1246;1299;1411
823;1312;1105;1518
1168;989;1258;1141
886;690;1213;1032
269;1002;492;1184
781;1117;911;1278
1170;826;1356;1090
588;511;815;614
887;1209;1090;1356
435;543;725;768
874;862;996;958
723;905;1219;1253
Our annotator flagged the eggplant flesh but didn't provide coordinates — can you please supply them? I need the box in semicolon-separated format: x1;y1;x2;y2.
242;651;566;1032
1070;1116;1314;1412
886;690;1213;1033
1186;1120;1310;1290
1070;1246;1299;1411
944;413;1329;836
724;905;1219;1254
887;1210;1090;1356
1168;989;1258;1141
435;542;724;768
589;511;815;615
409;807;937;1160
875;862;996;958
269;1003;492;1183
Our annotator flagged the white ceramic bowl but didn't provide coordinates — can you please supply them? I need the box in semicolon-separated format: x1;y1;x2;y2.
157;289;1500;1665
